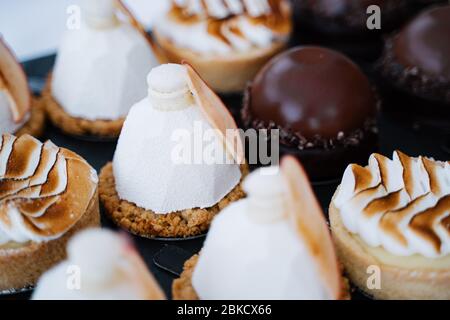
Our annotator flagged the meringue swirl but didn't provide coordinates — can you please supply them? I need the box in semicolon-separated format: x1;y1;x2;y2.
333;151;450;258
156;0;291;55
0;134;98;245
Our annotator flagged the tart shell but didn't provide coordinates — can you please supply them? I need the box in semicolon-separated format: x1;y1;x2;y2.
329;200;450;300
15;98;45;138
153;30;288;95
99;162;247;238
42;76;124;138
0;189;100;294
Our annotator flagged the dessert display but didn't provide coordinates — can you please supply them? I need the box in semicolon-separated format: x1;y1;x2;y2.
99;63;246;238
173;156;347;300
32;229;166;300
153;0;292;94
378;5;450;107
330;151;450;300
43;0;161;138
0;134;100;294
0;39;44;137
242;46;379;181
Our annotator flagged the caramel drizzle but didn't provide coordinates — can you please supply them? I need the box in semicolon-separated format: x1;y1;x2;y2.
354;151;450;254
0;134;96;242
170;0;290;46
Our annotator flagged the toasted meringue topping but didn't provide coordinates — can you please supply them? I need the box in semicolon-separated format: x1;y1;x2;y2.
333;151;450;258
0;134;98;245
0;39;31;124
33;229;166;300
156;0;291;55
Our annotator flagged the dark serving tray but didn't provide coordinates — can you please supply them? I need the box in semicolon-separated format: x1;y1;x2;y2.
3;33;448;300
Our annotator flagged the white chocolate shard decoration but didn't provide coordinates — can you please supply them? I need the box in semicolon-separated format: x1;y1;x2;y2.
0;134;98;245
333;151;450;258
33;229;166;300
113;64;241;214
0;38;31;123
192;159;341;299
185;62;244;165
281;156;342;299
51;0;160;121
156;0;291;55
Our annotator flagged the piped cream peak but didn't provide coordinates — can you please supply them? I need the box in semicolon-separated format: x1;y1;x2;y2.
147;64;195;111
80;0;120;29
243;167;287;223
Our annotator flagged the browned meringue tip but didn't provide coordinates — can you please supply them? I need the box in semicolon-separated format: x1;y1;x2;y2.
281;156;342;300
184;62;245;165
115;0;168;64
0;38;31;123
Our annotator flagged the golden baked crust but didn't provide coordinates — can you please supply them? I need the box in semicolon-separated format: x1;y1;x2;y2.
0;190;100;293
42;76;124;138
15;98;45;138
172;255;200;300
172;254;350;300
154;30;288;94
99;162;247;238
329;199;450;300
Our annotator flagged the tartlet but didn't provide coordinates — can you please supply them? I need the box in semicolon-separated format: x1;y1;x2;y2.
242;46;379;181
330;151;450;300
100;63;247;238
173;156;348;300
0;38;45;137
0;134;100;293
378;5;450;109
153;0;292;94
43;0;161;138
33;229;165;300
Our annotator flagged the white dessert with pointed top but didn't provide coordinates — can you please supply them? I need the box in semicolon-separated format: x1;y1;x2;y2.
51;0;159;121
190;163;340;299
113;64;241;214
32;229;166;300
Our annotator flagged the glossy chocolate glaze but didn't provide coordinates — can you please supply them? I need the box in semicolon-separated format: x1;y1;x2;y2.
305;0;388;17
249;46;377;140
394;6;450;79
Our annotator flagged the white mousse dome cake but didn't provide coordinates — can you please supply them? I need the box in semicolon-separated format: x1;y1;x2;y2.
46;0;160;137
99;63;245;238
173;157;345;299
33;229;165;300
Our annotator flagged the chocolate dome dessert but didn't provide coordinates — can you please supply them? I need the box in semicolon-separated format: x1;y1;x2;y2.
242;46;379;180
379;5;450;104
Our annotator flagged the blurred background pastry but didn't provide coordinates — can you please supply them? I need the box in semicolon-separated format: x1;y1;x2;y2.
33;229;166;300
0;38;44;137
377;5;450;122
0;134;100;293
43;0;161;138
153;0;292;94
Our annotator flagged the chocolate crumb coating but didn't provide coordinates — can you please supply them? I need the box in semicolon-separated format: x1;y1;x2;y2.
242;46;379;180
378;5;450;103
